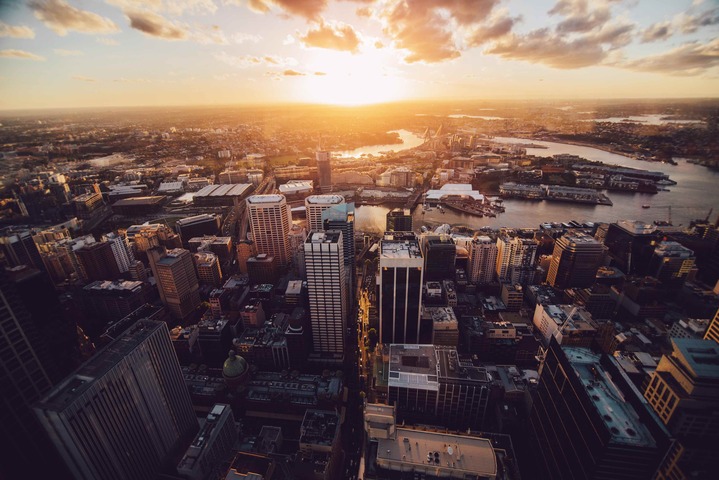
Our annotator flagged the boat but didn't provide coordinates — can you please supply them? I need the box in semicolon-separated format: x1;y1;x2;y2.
642;204;651;209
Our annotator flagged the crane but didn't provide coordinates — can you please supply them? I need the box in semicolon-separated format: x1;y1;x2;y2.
650;205;697;226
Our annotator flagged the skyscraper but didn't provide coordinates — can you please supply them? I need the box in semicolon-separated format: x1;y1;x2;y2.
602;220;660;275
322;202;355;298
386;208;413;232
102;231;134;273
0;227;45;270
648;241;696;288
466;235;498;284
76;241;121;281
379;232;424;344
247;194;292;267
316;150;332;192
304;231;347;357
644;338;719;479
305;194;344;232
35;320;198;480
495;234;537;285
193;251;223;287
530;338;672;480
422;234;456;281
547;232;604;289
147;247;201;321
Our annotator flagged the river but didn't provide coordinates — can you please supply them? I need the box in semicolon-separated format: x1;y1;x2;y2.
354;137;719;232
335;129;425;157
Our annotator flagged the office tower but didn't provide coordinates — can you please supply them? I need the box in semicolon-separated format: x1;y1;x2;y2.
602;220;661;275
386;208;413;232
287;223;308;271
466;235;498;284
316;150;332;192
147;247;201;321
76;241;121;281
644;339;719;479
0;227;44;270
177;404;238;480
128;260;148;281
495;234;537;285
175;214;221;246
246;254;278;285
530;338;672;480
236;239;255;274
532;304;598;347
705;307;719;344
547;232;604;289
247;194;292;267
304;231;347;357
193;251;223;287
79;280;151;334
387;344;491;430
379;232;424;344
649;241;696;288
422;234;456;281
305;194;344;231
102;231;134;273
322;202;355;298
35;321;198;480
0;271;70;478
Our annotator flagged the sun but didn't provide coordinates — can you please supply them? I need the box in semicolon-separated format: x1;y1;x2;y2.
296;50;410;106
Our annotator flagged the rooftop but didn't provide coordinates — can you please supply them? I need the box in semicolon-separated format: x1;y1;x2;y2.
305;194;344;205
195;184;252;198
563;347;656;447
247;194;285;204
376;427;497;478
616;220;657;235
381;233;422;259
83;279;144;293
111;196;166;207
300;410;340;447
671;338;719;379
306;231;341;244
176;214;218;226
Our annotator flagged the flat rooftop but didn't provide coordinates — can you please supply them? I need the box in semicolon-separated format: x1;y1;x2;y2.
176;214;218;226
247;194;285;204
381;234;422;259
616;220;657;235
112;196;165;206
83;280;144;293
377;427;497;478
672;338;719;379
305;194;344;205
194;184;252;198
306;231;341;244
564;347;656;447
388;344;439;391
300;410;340;447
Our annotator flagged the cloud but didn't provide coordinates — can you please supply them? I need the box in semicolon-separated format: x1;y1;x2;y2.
108;0;217;16
618;38;719;76
97;37;120;45
283;69;304;76
642;8;719;43
29;0;119;36
239;0;328;21
125;9;188;40
72;75;97;82
0;21;35;39
231;32;262;44
299;20;361;53
468;14;520;46
213;52;297;68
488;28;606;69
314;71;326;75
641;21;671;43
0;49;46;61
54;49;83;56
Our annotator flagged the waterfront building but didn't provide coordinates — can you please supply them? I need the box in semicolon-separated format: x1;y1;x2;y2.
304;231;347;357
602;220;660;275
147;247;201;321
379;232;424;344
305;194;344;232
35;321;198;480
547;232;605;289
530;338;672;480
316;150;332;192
386;208;413;232
192;184;253;207
247;194;293;267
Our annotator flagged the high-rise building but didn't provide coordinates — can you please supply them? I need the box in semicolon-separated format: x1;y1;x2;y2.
236;239;255;274
246;254;278;285
177;404;237;480
495;234;537;285
0;271;69;478
322;202;355;300
379;232;424;344
193;251;223;287
102;231;134;273
644;338;719;479
649;241;696;288
386;208;413;232
175;214;221;246
76;241;121;281
466;235;498;284
0;227;45;270
530;338;672;480
304;231;347;357
305;194;344;232
705;307;719;344
35;321;198;480
247;194;292;267
147;247;201;320
602;220;660;275
547;232;604;289
422;234;456;281
316;150;332;192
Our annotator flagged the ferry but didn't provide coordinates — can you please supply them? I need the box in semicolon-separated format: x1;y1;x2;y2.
642;204;651;209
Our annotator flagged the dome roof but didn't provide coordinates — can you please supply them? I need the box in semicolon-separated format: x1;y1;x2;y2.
223;350;248;379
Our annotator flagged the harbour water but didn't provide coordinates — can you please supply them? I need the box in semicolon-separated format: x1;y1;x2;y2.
336;129;425;157
355;138;719;232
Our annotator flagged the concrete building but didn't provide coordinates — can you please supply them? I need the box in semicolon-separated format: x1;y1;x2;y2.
35;321;198;480
75;241;121;281
322;202;355;300
422;234;456;281
177;404;237;480
602;220;660;275
705;307;719;344
193;251;223;287
148;247;201;321
246;254;278;285
547;232;604;289
298;410;342;480
530;338;672;480
0;227;47;270
386;208;413;232
304;231;347;357
379;232;424;344
176;214;221;246
247;195;292;268
532;304;598;348
669;318;709;339
424;306;459;346
316;150;332;192
80;280;151;327
305;194;345;232
649;241;696;288
102;232;134;273
466;235;498;284
496;234;537;285
501;284;524;312
644;339;719;479
193;184;253;207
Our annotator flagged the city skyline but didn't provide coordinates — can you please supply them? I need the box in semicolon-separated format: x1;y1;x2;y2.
0;0;717;109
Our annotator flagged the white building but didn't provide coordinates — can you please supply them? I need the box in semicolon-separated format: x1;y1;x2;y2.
495;235;537;285
102;231;135;273
247;194;293;267
304;194;345;232
532;304;598;347
466;235;498;284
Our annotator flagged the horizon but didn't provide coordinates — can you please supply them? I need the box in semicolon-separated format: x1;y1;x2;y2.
1;0;718;109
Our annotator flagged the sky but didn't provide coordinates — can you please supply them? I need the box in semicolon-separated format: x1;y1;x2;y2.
0;0;717;109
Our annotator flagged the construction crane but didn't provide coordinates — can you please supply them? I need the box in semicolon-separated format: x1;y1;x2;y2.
650;205;696;225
